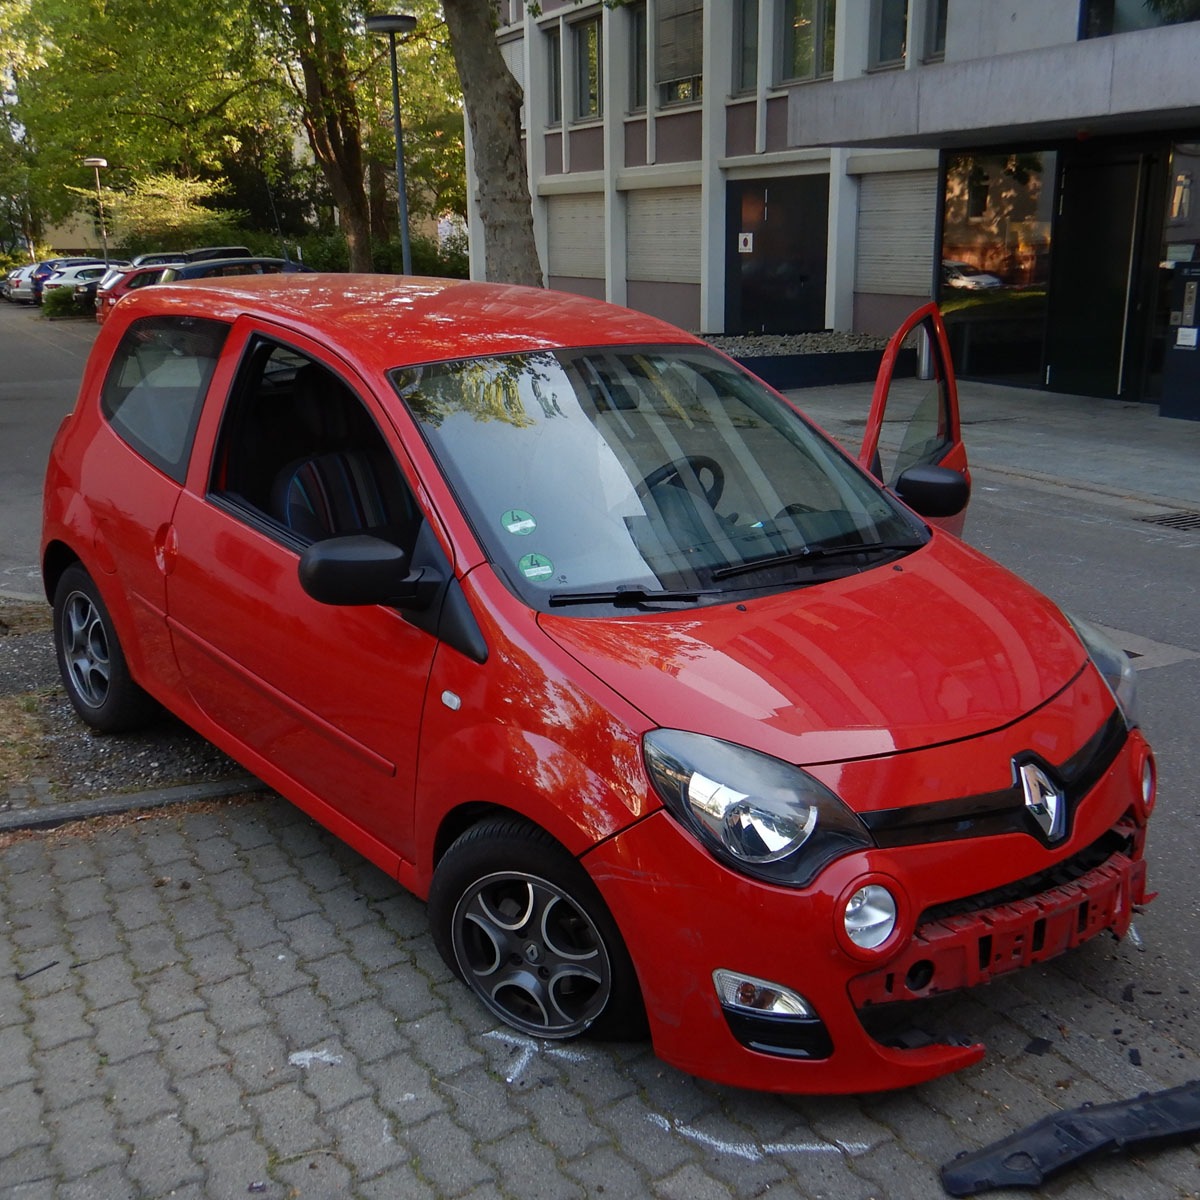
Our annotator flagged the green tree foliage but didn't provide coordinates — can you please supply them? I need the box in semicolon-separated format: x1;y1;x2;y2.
99;175;249;255
3;0;467;270
15;0;274;181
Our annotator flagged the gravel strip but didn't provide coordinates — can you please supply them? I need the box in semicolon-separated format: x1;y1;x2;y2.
703;330;889;356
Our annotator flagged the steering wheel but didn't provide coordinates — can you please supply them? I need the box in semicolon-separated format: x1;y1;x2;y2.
637;455;725;508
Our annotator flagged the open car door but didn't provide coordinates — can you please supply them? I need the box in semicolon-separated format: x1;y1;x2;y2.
859;302;970;536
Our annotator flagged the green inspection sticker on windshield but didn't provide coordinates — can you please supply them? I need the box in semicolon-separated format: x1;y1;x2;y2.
502;509;537;535
518;552;554;581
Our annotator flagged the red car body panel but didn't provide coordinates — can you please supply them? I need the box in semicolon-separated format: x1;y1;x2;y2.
94;262;184;324
540;535;1086;765
41;275;1153;1094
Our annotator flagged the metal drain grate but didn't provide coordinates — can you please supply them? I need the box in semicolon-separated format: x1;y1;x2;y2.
1139;510;1200;531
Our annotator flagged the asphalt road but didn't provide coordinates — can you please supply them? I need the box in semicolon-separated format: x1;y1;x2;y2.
0;300;100;600
3;299;1200;1198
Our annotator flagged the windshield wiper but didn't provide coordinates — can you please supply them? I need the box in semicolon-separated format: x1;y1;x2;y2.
710;539;925;582
548;586;718;608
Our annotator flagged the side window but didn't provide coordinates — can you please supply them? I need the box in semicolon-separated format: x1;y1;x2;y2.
871;321;955;485
100;316;228;482
210;339;420;552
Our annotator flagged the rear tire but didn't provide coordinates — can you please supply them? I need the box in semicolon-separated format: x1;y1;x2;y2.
429;816;648;1041
52;564;158;733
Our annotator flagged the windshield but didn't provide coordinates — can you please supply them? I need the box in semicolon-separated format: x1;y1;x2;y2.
393;346;925;610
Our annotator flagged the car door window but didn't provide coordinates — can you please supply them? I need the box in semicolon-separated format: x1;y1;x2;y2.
99;316;228;482
210;339;419;554
859;308;961;487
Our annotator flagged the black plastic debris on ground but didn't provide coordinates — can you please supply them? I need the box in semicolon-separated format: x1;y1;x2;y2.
941;1079;1200;1196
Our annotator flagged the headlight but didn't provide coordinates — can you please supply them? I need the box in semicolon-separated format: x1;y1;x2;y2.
643;730;873;886
1068;615;1139;728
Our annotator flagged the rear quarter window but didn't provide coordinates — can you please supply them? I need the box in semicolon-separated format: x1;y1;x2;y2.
100;316;229;482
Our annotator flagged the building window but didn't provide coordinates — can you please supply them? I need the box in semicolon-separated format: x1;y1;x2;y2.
548;25;562;123
781;0;836;82
926;0;947;58
630;2;647;110
872;0;908;68
736;0;760;92
573;17;602;120
657;0;703;105
1082;0;1200;38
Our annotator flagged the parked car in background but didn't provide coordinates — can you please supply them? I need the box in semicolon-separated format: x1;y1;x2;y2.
94;262;183;325
6;264;38;303
30;257;106;304
942;260;1004;290
2;264;33;301
157;256;312;282
42;274;1154;1095
131;245;252;267
41;262;120;299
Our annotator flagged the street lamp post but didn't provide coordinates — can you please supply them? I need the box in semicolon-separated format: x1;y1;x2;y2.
82;157;109;267
366;13;417;275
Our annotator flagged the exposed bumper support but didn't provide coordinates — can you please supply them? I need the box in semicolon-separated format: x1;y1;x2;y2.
940;1079;1200;1196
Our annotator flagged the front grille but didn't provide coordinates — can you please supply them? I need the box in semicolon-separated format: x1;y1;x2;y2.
919;818;1137;925
862;709;1128;850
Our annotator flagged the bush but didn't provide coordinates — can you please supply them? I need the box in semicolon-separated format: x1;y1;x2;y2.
372;231;469;278
41;286;88;318
107;225;470;279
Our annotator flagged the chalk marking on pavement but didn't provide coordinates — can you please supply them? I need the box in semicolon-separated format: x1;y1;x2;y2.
646;1112;869;1160
482;1029;588;1083
289;1047;344;1069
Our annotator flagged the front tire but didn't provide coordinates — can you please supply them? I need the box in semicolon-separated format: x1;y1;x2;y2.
429;816;647;1041
52;564;158;733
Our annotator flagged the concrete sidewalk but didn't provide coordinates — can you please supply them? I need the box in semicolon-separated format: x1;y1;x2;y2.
792;378;1200;515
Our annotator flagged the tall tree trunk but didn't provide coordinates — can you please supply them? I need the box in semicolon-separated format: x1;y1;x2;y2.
441;0;542;286
283;2;375;272
368;154;391;243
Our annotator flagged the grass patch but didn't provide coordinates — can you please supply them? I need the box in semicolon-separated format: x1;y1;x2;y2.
0;601;52;637
0;693;47;786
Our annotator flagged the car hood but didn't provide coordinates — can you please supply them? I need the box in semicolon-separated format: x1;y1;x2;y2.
537;535;1087;766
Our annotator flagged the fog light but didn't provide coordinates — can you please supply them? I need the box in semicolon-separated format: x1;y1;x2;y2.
1141;754;1157;817
843;885;897;950
713;969;813;1017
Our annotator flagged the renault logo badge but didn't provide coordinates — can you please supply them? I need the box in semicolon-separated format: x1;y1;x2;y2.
1018;760;1065;842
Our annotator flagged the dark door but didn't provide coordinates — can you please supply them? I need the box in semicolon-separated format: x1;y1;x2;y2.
1045;149;1160;398
725;176;828;334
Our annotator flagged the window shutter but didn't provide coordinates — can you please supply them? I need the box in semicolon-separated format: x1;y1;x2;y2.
655;0;703;84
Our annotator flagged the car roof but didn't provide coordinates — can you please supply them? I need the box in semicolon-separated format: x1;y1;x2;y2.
119;274;700;370
112;262;183;278
163;256;300;278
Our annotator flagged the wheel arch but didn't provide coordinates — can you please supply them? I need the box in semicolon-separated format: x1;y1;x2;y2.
41;539;81;604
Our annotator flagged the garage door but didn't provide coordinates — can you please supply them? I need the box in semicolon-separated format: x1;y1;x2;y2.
547;193;606;279
855;170;937;296
627;188;701;284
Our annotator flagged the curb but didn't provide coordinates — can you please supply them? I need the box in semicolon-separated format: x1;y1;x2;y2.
0;774;269;835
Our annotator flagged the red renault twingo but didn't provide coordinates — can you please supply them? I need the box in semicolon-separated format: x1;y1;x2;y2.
41;275;1155;1093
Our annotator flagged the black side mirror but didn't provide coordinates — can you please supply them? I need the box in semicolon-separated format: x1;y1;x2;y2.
299;534;442;610
893;463;970;519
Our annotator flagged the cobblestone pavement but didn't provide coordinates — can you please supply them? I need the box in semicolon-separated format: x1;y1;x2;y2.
3;794;1200;1200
